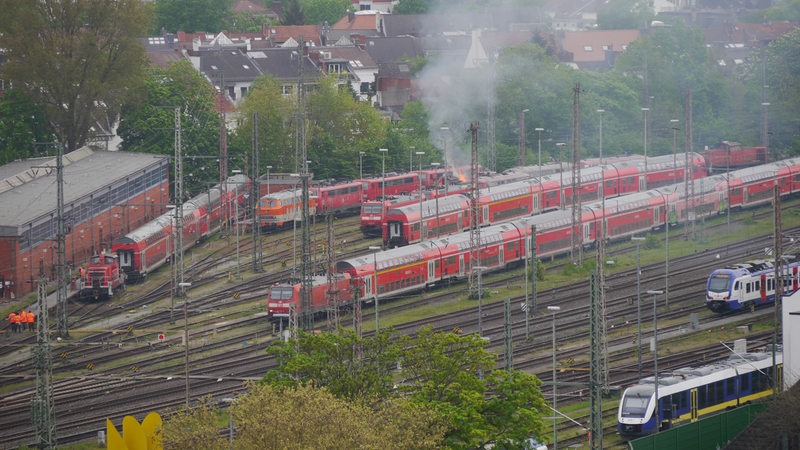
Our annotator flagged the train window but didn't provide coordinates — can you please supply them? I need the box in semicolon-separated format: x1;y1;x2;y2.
741;373;750;392
746;283;751;293
726;378;736;397
755;280;760;290
697;386;708;409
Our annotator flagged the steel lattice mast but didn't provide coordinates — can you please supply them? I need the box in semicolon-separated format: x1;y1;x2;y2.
326;212;339;331
468;123;481;296
251;111;263;272
32;276;56;448
570;84;582;264
589;271;603;449
55;143;68;338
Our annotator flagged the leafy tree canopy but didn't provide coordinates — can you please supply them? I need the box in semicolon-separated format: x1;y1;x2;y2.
300;0;352;26
153;0;232;33
117;60;221;200
281;0;305;25
0;89;55;164
263;327;548;449
0;0;152;152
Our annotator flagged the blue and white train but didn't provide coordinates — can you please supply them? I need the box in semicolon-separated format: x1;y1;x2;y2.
618;348;782;437
705;257;800;313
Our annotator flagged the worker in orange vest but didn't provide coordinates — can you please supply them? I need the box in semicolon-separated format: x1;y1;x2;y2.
26;310;35;332
8;312;19;333
18;310;27;333
7;312;17;334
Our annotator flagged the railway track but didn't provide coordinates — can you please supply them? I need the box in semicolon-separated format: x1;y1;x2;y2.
0;201;793;448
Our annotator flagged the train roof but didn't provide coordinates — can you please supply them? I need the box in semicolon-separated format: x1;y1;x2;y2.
387;194;469;216
628;350;782;397
0;146;169;233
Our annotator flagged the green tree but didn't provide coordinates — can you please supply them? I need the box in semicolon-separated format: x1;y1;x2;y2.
153;0;231;33
281;0;305;25
230;75;297;174
306;76;388;179
764;27;800;154
394;0;431;14
596;0;653;29
396;327;547;449
264;328;399;401
161;397;227;450
117;60;221;199
0;89;54;163
300;0;351;26
233;383;448;449
0;0;152;152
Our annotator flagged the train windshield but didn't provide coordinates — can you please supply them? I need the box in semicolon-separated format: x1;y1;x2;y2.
362;203;382;214
708;274;732;292
269;287;294;300
620;386;653;418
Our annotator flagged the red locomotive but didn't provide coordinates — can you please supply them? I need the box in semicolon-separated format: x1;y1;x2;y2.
113;174;251;283
81;252;125;300
701;141;767;173
266;157;800;320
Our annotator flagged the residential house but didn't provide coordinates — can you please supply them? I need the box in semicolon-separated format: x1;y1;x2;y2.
309;46;378;103
559;29;641;70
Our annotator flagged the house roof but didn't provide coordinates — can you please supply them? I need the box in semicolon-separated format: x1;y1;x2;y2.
365;36;425;64
561;29;640;63
331;11;381;33
139;35;186;68
263;25;323;47
199;48;263;82
319;46;377;70
250;48;320;82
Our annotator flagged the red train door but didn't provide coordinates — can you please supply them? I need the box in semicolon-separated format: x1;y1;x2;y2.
761;274;767;302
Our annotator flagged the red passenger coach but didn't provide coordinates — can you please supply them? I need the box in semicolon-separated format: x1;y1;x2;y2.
358;173;421;201
113;174;250;283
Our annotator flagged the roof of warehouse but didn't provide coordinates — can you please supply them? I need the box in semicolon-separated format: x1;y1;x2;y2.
0;146;169;230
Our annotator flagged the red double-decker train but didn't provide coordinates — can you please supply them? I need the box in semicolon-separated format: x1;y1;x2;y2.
110;174;251;283
265;157;800;320
382;153;708;247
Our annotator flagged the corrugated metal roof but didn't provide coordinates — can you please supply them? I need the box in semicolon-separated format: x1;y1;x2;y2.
0;146;168;231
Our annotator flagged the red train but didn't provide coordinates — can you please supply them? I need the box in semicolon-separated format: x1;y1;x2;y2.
111;174;251;283
382;153;708;247
701;141;767;173
80;251;125;300
265;157;800;319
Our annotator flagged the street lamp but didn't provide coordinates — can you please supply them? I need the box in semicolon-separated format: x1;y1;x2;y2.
359;152;365;179
535;127;544;178
431;162;441;237
642;107;650;190
647;289;664;433
416;151;426;241
597;109;605;164
231;169;243;280
440;126;449;193
179;281;192;406
547;305;561;450
632;236;645;381
266;165;272;195
369;246;381;331
474;266;487;337
519;109;530;166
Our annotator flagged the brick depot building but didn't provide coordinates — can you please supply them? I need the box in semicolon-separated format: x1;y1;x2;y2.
0;146;169;298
